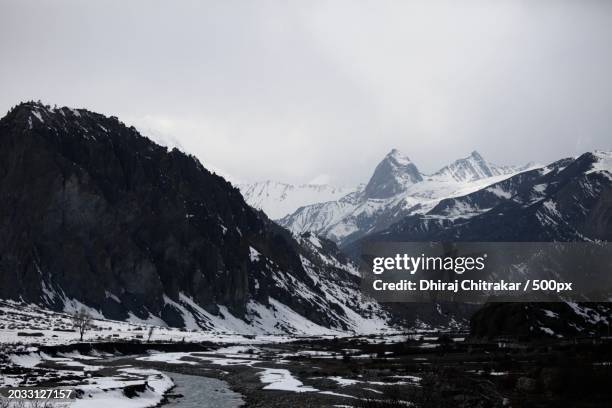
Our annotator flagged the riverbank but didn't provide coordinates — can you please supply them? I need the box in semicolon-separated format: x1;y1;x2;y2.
2;334;612;407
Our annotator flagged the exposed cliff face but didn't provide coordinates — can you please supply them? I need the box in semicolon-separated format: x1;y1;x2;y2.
363;149;422;199
0;102;389;333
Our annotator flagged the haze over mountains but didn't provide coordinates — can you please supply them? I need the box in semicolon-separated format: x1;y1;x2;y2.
270;149;537;246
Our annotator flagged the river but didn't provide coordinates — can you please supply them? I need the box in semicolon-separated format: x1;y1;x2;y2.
163;371;244;408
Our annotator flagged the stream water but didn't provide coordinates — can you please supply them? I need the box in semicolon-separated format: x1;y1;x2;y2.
162;371;244;408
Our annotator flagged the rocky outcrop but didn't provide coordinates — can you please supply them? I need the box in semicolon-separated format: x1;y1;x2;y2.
363;149;422;199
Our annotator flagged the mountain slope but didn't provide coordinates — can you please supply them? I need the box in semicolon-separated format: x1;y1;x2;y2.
432;150;524;182
354;151;612;338
373;152;612;242
279;149;532;247
238;181;355;219
0;102;389;334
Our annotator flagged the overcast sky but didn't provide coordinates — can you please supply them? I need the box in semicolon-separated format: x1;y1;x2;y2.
1;1;611;186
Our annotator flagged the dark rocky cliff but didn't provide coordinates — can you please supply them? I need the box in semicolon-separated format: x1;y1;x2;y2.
0;102;384;331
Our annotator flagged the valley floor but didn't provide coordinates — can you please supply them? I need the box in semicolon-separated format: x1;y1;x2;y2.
2;301;612;408
2;334;612;408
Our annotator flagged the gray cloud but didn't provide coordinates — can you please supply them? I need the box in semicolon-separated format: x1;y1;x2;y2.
1;0;611;186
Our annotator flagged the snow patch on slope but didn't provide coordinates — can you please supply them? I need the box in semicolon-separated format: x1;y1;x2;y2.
587;150;612;180
239;180;356;219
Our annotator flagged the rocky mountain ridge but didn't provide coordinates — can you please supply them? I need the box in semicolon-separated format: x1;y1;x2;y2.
368;151;612;242
279;148;533;247
354;150;612;338
0;102;390;334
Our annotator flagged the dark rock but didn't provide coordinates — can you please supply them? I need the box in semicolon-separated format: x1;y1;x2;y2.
0;102;358;330
516;376;537;392
540;367;563;392
363;149;422;199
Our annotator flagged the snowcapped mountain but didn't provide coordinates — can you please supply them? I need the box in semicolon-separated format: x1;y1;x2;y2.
358;150;612;339
433;150;525;182
279;149;536;247
238;180;356;219
372;150;612;242
363;149;422;199
0;102;391;335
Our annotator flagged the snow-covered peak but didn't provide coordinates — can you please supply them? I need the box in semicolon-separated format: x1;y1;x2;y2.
387;148;413;166
363;149;423;199
280;149;538;246
239;180;356;219
432;151;517;183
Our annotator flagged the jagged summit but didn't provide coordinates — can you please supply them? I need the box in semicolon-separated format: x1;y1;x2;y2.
8;101;92;124
241;148;536;221
363;148;423;199
432;150;516;182
6;101;133;141
280;148;538;246
386;148;413;165
372;150;612;242
469;149;483;157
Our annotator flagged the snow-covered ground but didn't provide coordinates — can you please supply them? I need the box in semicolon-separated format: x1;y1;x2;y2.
0;299;425;351
0;308;438;408
1;349;174;408
0;300;307;347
